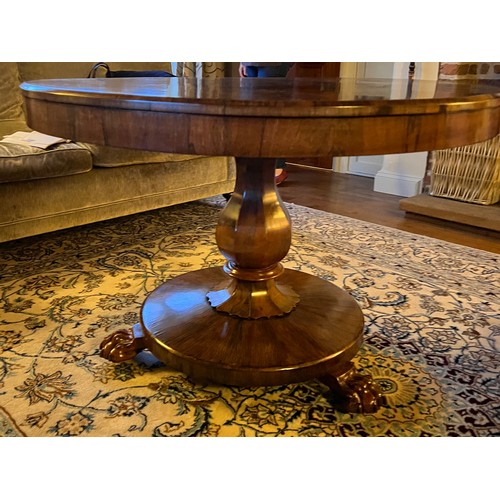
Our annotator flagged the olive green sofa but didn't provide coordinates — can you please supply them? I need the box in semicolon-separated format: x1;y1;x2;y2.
0;62;235;242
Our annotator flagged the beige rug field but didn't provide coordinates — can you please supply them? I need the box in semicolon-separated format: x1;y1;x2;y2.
1;197;498;436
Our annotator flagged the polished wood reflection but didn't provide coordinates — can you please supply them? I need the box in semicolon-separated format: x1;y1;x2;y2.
208;157;298;318
21;77;500;158
141;267;365;384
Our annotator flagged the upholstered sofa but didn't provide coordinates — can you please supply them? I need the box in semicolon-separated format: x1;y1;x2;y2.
0;62;235;242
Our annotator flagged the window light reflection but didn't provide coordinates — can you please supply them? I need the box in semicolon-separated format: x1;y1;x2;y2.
163;290;206;313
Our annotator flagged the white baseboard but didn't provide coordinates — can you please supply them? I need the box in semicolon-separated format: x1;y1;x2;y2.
374;170;423;197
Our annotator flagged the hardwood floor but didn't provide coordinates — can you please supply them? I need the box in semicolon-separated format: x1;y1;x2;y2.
279;164;500;254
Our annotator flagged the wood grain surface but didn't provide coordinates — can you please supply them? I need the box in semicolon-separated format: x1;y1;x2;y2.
21;77;500;157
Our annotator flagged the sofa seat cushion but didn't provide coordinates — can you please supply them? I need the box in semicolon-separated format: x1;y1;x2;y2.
0;142;92;183
79;143;202;167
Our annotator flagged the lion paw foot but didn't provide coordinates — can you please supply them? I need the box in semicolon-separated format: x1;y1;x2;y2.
99;324;145;363
320;364;386;414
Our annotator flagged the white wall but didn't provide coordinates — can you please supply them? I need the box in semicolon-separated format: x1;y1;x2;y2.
339;62;440;197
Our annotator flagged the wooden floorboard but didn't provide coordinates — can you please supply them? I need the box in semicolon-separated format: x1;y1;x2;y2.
279;164;500;254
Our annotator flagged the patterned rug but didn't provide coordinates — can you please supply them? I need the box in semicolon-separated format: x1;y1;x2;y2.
0;197;498;437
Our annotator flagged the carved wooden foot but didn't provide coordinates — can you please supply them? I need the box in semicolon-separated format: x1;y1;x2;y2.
320;363;386;414
99;323;146;362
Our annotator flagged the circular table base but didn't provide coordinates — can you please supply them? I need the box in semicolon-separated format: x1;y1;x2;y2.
139;267;364;387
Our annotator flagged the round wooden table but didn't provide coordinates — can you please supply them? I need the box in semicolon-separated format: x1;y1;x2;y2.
21;76;500;413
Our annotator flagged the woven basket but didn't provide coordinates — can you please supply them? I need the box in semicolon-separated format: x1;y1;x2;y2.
429;134;500;205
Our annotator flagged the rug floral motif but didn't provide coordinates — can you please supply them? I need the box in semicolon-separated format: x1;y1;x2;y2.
0;197;498;436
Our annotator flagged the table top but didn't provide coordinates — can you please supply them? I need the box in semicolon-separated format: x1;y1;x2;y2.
21;76;500;115
20;77;500;157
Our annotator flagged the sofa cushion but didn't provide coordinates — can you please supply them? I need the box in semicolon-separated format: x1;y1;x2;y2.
0;142;92;183
0;63;24;121
79;143;202;167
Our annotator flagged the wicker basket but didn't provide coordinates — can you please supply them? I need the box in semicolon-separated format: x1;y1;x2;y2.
429;134;500;205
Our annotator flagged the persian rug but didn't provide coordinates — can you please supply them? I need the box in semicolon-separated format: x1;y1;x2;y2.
0;197;498;437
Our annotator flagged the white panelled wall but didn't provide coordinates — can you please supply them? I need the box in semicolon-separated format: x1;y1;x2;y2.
336;62;440;197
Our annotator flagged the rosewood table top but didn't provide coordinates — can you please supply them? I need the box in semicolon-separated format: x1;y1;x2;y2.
21;77;500;157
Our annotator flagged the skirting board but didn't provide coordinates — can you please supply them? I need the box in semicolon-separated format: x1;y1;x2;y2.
400;194;500;231
374;171;422;197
